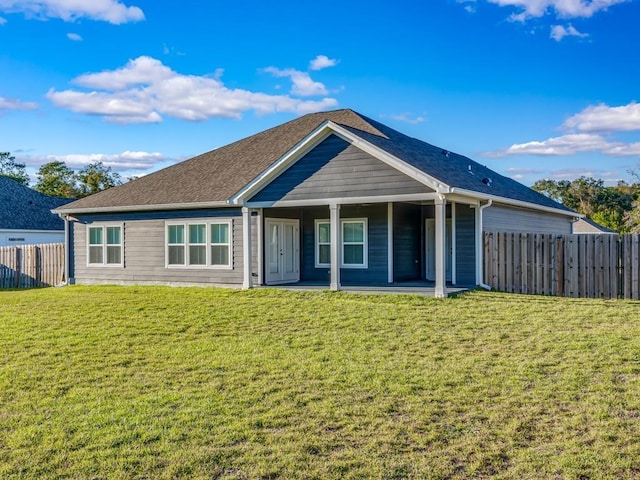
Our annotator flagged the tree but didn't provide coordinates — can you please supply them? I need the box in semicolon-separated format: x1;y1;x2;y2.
0;152;29;186
533;176;636;233
34;161;79;198
76;161;122;197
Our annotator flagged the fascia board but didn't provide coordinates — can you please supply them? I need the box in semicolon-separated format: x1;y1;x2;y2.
450;187;583;218
52;201;232;215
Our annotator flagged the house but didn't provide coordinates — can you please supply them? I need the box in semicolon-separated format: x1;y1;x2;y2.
54;109;578;297
0;176;72;247
572;217;616;234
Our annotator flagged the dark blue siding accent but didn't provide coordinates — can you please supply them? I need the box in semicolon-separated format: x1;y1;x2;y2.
75;208;242;224
250;134;430;203
455;204;476;286
294;204;388;285
393;203;421;281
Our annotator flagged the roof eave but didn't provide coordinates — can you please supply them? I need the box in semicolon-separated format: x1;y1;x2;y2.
53;201;232;216
450;187;583;218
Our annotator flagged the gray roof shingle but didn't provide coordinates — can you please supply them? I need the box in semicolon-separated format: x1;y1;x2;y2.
57;109;572;214
0;176;72;230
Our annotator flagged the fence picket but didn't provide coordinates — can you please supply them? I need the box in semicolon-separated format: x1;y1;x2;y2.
483;232;640;299
0;243;64;289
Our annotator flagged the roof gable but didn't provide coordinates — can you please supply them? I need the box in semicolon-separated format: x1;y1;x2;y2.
248;134;432;204
0;177;72;231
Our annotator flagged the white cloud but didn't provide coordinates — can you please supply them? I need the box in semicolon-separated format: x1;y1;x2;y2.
66;32;82;41
485;133;611;156
0;96;38;111
389;112;426;124
550;23;588;41
0;15;6;24
19;150;168;171
309;55;338;71
487;0;628;21
0;0;144;23
563;102;640;133
263;67;328;97
47;56;339;123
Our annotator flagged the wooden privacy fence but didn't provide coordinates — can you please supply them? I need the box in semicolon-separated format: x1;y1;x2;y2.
483;232;640;299
0;243;65;288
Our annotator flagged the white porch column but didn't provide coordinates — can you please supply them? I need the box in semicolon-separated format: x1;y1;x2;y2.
256;208;264;286
434;196;447;298
242;207;253;289
387;202;394;284
330;203;341;291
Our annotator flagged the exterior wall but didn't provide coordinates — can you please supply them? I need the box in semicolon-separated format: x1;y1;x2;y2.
454;204;476;286
250;134;432;203
0;229;64;247
296;204;389;285
71;208;258;286
483;204;572;234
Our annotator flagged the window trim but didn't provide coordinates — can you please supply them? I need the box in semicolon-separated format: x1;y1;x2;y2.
86;223;124;267
314;217;368;269
165;219;233;269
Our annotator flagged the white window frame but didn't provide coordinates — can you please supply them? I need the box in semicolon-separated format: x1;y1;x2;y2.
86;223;124;267
314;218;368;269
165;219;233;269
315;219;331;268
210;222;232;267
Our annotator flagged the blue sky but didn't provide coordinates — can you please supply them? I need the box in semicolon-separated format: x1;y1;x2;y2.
1;0;639;186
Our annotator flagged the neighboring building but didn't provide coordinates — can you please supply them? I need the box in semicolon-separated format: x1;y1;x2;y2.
55;109;579;297
572;217;616;234
0;176;72;246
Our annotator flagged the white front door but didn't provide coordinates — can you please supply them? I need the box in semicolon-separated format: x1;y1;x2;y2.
425;218;452;282
265;218;300;284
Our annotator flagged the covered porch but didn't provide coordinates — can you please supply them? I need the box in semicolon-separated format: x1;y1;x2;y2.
241;195;484;298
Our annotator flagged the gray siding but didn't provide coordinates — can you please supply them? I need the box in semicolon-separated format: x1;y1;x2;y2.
298;204;389;285
483;204;572;234
250;134;432;203
72;208;258;286
455;204;476;286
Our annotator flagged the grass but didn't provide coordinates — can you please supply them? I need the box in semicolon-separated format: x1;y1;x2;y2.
1;286;640;479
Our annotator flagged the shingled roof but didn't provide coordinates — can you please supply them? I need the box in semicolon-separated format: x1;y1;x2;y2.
0;176;72;230
56;109;571;213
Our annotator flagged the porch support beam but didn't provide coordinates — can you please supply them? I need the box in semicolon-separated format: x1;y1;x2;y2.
388;202;394;284
434;196;447;298
330;203;341;291
256;208;263;286
242;207;253;290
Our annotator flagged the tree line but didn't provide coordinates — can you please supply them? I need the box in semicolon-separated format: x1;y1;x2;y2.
532;176;640;233
1;151;122;198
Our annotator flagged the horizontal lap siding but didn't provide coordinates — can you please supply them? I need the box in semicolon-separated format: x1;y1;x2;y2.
251;135;432;202
483;204;572;234
73;210;246;286
299;204;388;284
455;204;476;285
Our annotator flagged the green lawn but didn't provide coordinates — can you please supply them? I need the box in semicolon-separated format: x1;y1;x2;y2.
1;286;640;479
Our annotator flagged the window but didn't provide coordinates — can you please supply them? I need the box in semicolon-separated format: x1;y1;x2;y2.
189;224;206;266
315;220;331;267
314;218;368;269
166;220;232;268
167;224;185;265
87;224;123;266
211;223;230;266
342;220;366;267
